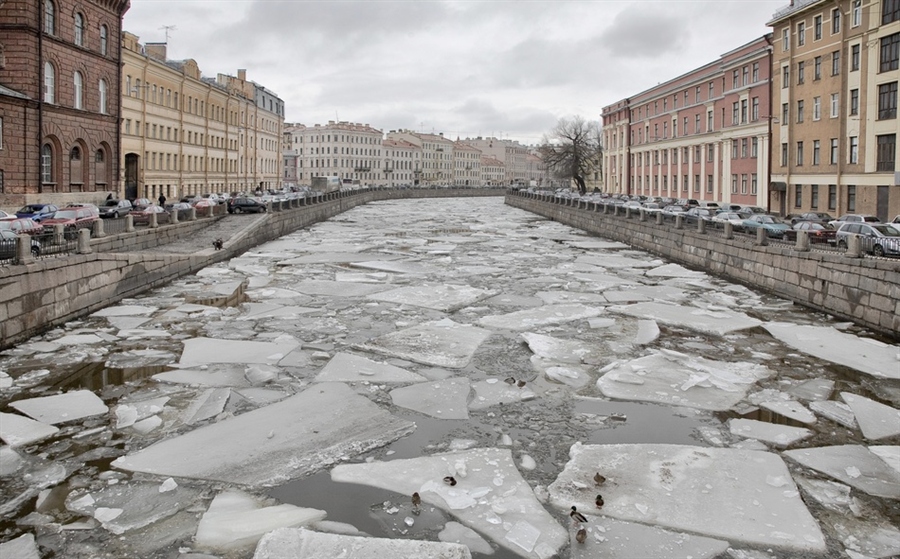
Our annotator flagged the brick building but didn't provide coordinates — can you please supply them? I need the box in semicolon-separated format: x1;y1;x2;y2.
0;0;130;209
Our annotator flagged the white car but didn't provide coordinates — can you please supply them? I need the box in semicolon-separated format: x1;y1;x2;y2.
712;212;745;227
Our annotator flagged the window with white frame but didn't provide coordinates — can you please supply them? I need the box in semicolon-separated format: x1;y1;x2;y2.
813;96;821;120
782;28;789;51
73;71;83;109
798;22;806;46
813;140;821;165
43;62;54;103
41;144;53;183
99;79;107;114
849;136;858;163
852;0;861;26
814;15;822;40
832;7;841;33
831;93;839;117
830;138;839;164
44;0;55;34
100;24;108;55
851;44;860;70
74;13;84;46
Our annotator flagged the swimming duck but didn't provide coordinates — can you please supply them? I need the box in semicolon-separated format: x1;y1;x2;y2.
411;492;421;511
594;472;606;486
443;476;457;486
516;380;526;388
595;494;604;509
504;377;516;385
575;527;587;544
570;505;588;523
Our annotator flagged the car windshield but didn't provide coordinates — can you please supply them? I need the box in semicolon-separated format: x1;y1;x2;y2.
758;216;780;224
872;225;900;236
863;216;880;222
52;210;78;219
103;200;119;207
18;205;42;213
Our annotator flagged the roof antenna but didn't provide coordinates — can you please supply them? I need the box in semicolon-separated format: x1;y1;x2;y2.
159;25;177;44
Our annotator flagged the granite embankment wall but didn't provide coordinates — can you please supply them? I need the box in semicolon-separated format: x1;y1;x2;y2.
0;188;503;349
506;192;900;339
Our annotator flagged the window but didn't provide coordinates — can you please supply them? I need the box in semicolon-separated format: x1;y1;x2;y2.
849;136;858;164
797;141;804;166
742;66;749;86
878;82;898;119
752;137;758;157
829;185;837;210
732;102;740;125
741;139;748;158
695;114;700;133
74;13;84;46
831;93;840;117
795;185;803;208
832;7;841;33
100;25;108;55
99;79;107;114
877;134;896;171
732;174;738;194
741;174;748;194
850;88;859;115
830;138;839;164
707;174;714;193
751;174;758;195
797;100;805;123
783;66;790;88
709;82;715;98
782;102;789;124
741;99;748;123
832;50;841;75
882;33;900;72
707;144;714;162
73;71;83;109
813;140;821;165
811;185;819;209
707;110;713;131
852;0;861;27
814;56;822;80
782;27;790;51
886;0;900;24
813;96;821;120
815;15;822;40
848;185;856;211
41;144;53;183
752;97;759;121
44;0;55;34
781;142;789;166
43;62;54;103
798;61;805;84
798;22;806;46
851;44;860;71
732;139;739;159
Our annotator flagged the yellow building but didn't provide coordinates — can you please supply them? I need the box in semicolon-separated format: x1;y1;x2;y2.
120;33;284;201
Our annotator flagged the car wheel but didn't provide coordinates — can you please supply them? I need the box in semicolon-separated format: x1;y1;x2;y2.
234;207;242;214
873;245;885;257
31;245;40;257
837;240;847;250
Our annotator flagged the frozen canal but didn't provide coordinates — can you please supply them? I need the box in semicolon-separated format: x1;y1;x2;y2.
1;197;898;559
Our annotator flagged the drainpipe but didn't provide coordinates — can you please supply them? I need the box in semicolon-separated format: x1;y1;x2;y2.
38;17;44;197
766;35;774;214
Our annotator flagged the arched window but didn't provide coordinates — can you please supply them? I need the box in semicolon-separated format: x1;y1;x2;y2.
41;144;53;184
44;0;55;35
74;13;84;46
73;71;83;109
99;24;108;55
98;79;107;114
70;146;81;160
95;149;107;187
43;62;55;103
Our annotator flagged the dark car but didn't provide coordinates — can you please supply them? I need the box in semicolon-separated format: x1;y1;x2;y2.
16;203;59;222
0;229;40;259
227;197;267;214
789;212;834;226
783;221;837;244
98;199;133;219
684;207;716;222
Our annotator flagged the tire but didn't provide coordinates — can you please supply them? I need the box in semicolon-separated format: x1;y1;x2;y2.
31;245;40;257
234;207;242;214
837;240;847;250
874;245;885;257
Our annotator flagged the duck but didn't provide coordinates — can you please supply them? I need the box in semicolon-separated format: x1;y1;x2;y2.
595;494;604;509
411;492;421;512
570;505;588;523
575;527;587;544
516;380;526;388
593;472;606;486
443;476;457;486
504;377;516;385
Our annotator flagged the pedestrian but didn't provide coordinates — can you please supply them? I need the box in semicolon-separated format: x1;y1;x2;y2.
106;192;113;200
158;193;167;207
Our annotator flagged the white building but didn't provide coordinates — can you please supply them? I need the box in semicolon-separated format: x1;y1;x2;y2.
287;121;384;186
386;131;454;185
452;141;482;186
382;138;422;186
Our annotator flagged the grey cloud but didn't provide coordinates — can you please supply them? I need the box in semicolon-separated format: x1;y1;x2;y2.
596;7;688;58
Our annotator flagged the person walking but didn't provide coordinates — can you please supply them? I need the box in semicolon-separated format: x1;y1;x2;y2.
158;193;167;207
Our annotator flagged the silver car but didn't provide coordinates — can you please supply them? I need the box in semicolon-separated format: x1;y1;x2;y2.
835;223;900;257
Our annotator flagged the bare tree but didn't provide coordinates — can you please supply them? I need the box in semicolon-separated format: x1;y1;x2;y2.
538;116;602;195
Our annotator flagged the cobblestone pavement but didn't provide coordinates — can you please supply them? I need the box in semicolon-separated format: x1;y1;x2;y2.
129;212;267;254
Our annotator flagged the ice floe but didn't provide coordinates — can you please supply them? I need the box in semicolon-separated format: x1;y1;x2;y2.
367;284;493;311
728;418;813;447
390;378;471;419
478;304;604;331
568;513;729;559
0;412;59;447
548;443;826;552
66;481;202;535
179;337;300;366
357;319;491;368
521;332;599;364
469;379;537;410
809;400;858;429
840;392;900;440
758;399;817;425
0;533;40;559
253;527;472;559
9;390;108;425
783;445;900;499
439;521;494;555
315;352;426;383
610;302;761;335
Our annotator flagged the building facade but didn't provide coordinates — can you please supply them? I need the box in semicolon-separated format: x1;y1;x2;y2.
0;0;130;208
121;35;284;202
462;137;529;185
480;155;505;186
602;36;774;208
386;131;453;185
769;0;899;220
452;141;482;186
382;138;421;186
288;121;384;187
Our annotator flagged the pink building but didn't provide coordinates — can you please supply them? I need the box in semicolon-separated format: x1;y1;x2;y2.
602;36;774;208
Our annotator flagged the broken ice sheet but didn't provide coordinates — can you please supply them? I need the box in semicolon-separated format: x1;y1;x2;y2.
66;482;201;535
356;319;491;369
548;443;826;553
178;337;300;367
644;263;707;278
331;448;567;559
0;412;59;447
112;383;415;488
315;352;426;383
478;304;604;331
114;396;170;429
758;399;817;425
569;513;729;559
728;418;813;447
840;392;900;440
531;358;592;388
763;323;900;380
181;388;230;425
91;305;157;317
152;366;251;388
439;521;494;555
237;303;319;320
10;390;108;425
534;291;608;305
390;378;470;419
520;332;600;364
0;533;40;559
290;279;393;297
195;490;326;552
254;527;473;559
788;378;835;402
367;284;494;311
596;351;772;411
610;302;762;336
870;446;900;475
809;400;858;429
783;445;900;499
469;379;536;410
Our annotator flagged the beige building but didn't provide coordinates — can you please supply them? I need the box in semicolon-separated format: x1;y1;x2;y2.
452;141;482;186
121;34;284;201
769;0;899;220
480;156;505;186
461;137;529;185
288;121;384;186
386;131;453;185
383;138;422;186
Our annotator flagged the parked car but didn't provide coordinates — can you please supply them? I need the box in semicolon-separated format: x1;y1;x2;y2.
131;204;169;226
98;199;133;219
227;197;267;214
192;199;216;211
167;202;193;212
742;214;790;238
131;198;153;211
41;206;100;229
712;211;745;227
15;203;59;222
828;214;880;229
835;223;900;257
736;205;768;218
0;217;44;236
788;212;834;226
891;215;900;224
684;207;716;222
784;221;837;244
662;205;687;217
0;229;40;258
0;210;11;219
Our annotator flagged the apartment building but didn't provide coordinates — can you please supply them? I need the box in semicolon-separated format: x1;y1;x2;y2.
386;131;453;185
602;36;773;208
452;141;482;186
382;138;421;186
769;0;899;220
0;0;130;207
121;35;284;201
288;121;384;186
462;137;529;186
480;156;505;186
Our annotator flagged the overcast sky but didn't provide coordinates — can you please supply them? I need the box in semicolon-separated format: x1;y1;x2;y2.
124;0;785;145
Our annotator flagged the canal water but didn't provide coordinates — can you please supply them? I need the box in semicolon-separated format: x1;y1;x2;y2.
0;197;897;559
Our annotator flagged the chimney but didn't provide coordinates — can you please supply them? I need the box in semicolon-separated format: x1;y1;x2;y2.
145;42;167;61
238;69;247;81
